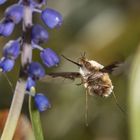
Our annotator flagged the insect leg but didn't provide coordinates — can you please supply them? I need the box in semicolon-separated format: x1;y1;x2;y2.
112;91;126;115
85;88;89;126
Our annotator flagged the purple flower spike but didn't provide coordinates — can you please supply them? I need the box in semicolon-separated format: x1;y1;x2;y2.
0;0;6;5
34;93;51;112
28;62;45;79
32;24;49;44
1;21;15;37
0;58;15;72
41;8;63;29
40;48;60;67
5;4;23;24
26;77;36;91
3;40;20;59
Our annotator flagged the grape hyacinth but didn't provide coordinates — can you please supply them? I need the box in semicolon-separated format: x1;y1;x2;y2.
0;20;15;37
40;48;60;67
0;0;6;5
5;4;23;24
3;40;20;59
41;8;63;29
28;62;45;79
32;24;49;44
26;77;36;91
0;57;15;72
0;0;63;139
34;93;51;112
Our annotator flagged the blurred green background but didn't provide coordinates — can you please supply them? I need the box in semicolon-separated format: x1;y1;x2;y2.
1;0;140;140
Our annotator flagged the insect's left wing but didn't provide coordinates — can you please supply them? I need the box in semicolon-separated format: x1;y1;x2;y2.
40;72;81;82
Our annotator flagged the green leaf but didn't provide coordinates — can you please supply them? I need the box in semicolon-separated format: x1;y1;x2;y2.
29;96;44;140
129;47;140;140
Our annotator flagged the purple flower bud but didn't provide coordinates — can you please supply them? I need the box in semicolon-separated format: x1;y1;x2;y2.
34;93;51;112
40;48;60;67
28;62;45;79
3;40;20;59
5;4;23;24
0;21;15;37
32;24;49;44
0;0;6;5
41;8;63;29
0;58;15;72
26;77;36;91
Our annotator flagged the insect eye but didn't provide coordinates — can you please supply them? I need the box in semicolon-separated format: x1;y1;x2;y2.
85;61;91;68
79;57;86;64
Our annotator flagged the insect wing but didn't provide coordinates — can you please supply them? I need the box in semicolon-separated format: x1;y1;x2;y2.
40;72;81;83
100;62;121;73
100;62;129;75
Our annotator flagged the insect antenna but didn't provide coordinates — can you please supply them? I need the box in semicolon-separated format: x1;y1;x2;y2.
112;91;126;115
80;51;86;58
61;55;82;67
85;89;89;126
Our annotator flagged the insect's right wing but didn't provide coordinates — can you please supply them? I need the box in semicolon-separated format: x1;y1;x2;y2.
100;62;121;74
40;72;81;82
100;57;132;76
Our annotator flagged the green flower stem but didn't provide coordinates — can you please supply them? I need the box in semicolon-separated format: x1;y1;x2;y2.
29;96;44;140
1;80;26;140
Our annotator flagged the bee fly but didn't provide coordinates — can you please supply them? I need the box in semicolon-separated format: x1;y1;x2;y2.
44;54;120;97
70;55;114;97
41;54;125;125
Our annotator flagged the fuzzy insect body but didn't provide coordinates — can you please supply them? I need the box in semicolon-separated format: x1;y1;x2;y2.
41;55;115;97
78;57;113;97
40;55;126;124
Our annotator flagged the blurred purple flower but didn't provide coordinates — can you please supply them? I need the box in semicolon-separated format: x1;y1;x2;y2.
5;4;23;24
34;93;51;112
28;62;45;79
40;48;60;67
41;8;63;29
0;58;15;72
3;40;20;59
32;24;49;44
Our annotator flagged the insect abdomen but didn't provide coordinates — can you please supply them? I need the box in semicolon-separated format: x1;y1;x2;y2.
87;73;113;97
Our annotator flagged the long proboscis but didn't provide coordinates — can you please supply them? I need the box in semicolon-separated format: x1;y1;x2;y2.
61;55;82;67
